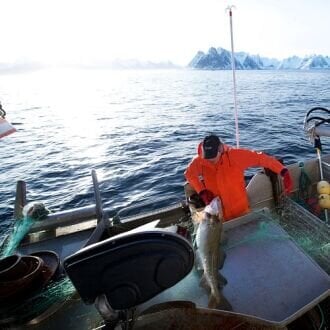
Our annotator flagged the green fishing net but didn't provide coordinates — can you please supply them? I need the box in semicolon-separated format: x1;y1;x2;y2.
0;278;76;325
220;201;329;275
0;204;77;326
223;219;290;251
278;197;330;275
1;216;34;257
1;201;50;257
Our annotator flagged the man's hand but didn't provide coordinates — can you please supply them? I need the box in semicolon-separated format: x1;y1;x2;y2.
281;168;293;194
199;189;215;205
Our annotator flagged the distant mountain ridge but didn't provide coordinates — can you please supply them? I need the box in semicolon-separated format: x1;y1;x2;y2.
0;59;179;73
189;47;330;70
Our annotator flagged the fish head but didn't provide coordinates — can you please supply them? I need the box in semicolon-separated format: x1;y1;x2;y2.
203;197;223;219
204;197;223;221
205;212;223;225
193;197;224;224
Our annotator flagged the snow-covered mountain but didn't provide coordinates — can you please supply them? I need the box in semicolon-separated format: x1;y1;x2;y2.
235;52;261;69
326;56;330;65
188;47;243;70
189;47;330;70
189;51;205;68
277;56;303;70
259;56;280;69
299;55;329;70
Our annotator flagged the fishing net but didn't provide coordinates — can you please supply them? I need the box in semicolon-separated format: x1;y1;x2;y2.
0;277;76;326
223;219;290;252
0;202;78;326
1;216;34;257
1;202;50;257
278;197;330;274
219;200;329;275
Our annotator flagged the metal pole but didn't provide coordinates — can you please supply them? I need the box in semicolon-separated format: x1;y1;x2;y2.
14;180;26;220
227;6;240;148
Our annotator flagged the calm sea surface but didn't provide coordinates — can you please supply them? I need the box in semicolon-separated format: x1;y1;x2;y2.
0;69;329;232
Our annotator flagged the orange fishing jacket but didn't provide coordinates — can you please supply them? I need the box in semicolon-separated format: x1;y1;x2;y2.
184;144;285;221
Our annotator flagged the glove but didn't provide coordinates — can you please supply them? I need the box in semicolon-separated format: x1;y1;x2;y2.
199;189;215;205
281;168;293;194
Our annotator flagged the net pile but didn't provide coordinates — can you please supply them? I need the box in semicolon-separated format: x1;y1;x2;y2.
278;197;330;274
0;278;76;325
0;203;77;325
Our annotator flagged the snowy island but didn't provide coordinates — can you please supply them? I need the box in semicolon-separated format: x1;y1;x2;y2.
189;47;330;70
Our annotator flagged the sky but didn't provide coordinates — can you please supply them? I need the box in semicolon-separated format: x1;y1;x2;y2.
0;0;329;67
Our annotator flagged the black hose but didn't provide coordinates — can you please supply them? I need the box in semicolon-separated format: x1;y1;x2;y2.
306;107;330;118
306;116;330;127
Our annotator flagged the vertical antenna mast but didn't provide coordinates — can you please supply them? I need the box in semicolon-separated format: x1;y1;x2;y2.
227;5;239;148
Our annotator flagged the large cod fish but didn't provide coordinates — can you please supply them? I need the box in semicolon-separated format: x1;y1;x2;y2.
194;199;232;310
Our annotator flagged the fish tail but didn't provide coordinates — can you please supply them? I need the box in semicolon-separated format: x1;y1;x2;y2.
217;293;233;311
207;294;218;309
208;292;232;311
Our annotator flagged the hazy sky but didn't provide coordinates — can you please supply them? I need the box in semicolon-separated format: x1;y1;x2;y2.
0;0;329;66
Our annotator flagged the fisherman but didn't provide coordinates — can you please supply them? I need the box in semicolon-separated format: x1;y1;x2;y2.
185;134;293;222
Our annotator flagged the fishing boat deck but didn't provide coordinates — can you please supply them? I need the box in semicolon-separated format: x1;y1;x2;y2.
20;227;93;260
141;210;329;326
7;199;330;329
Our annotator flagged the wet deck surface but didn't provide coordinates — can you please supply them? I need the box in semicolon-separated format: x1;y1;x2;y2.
20;228;92;258
13;211;330;328
142;211;330;326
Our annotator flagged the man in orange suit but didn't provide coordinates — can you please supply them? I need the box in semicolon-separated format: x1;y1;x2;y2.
185;134;293;221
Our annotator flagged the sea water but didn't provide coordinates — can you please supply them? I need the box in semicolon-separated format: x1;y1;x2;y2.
0;68;329;232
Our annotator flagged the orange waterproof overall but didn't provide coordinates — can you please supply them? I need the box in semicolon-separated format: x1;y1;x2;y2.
184;145;285;221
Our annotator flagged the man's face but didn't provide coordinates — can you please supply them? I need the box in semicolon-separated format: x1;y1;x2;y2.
207;144;223;164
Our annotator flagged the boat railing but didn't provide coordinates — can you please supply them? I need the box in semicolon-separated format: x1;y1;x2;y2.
13;156;330;238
